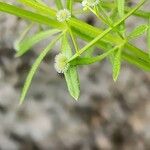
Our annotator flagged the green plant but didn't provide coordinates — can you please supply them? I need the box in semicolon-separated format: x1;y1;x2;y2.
0;0;150;103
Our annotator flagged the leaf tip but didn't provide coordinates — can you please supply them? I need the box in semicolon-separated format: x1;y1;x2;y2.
113;77;118;82
73;95;79;101
19;96;25;105
113;73;120;82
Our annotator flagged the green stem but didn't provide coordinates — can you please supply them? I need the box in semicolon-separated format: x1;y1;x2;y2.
66;23;79;53
94;5;124;39
0;1;149;70
69;0;147;62
101;1;150;19
71;46;118;65
67;0;73;13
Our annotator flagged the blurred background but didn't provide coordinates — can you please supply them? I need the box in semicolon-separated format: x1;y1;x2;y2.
0;0;150;150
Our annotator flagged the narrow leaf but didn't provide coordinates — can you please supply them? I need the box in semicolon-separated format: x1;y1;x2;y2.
113;47;122;81
128;24;148;40
0;2;61;28
62;33;80;100
34;0;46;5
64;67;80;100
116;0;125;18
148;19;150;57
20;33;62;104
71;46;117;65
66;0;73;13
56;0;63;9
18;0;56;17
16;29;60;57
69;0;147;61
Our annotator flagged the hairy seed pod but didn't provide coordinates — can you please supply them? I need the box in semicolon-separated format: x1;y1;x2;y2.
56;9;71;22
82;0;100;7
54;53;70;73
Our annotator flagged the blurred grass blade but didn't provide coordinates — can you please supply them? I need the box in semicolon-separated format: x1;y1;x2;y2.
113;47;122;81
128;24;148;40
61;33;80;100
116;0;125;36
101;1;150;19
19;33;63;104
148;18;150;57
116;0;125;18
56;0;63;9
67;0;73;13
34;0;46;5
16;29;60;57
18;0;56;17
0;2;61;28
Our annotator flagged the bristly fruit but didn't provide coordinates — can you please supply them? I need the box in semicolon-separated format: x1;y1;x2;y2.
82;0;100;7
54;53;70;73
56;9;71;22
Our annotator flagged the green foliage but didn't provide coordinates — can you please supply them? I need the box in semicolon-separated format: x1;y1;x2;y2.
113;47;122;81
116;0;125;18
0;0;149;102
62;33;80;100
19;32;64;104
128;24;148;40
56;0;63;9
66;0;73;13
15;29;60;57
148;18;150;57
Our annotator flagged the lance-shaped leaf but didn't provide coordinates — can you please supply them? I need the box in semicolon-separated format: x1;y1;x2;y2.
61;33;80;100
113;47;122;81
116;0;125;18
18;0;56;17
128;24;148;40
0;2;61;28
148;19;150;57
20;33;63;104
116;0;125;35
15;29;60;57
66;0;73;13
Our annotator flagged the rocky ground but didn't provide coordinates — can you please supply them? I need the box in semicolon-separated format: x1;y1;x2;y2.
0;1;150;150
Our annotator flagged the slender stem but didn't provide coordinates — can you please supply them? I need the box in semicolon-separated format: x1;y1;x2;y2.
66;0;73;14
101;1;150;19
56;0;63;10
71;45;119;65
0;1;149;70
15;22;34;44
69;0;146;62
94;5;124;39
66;23;79;53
